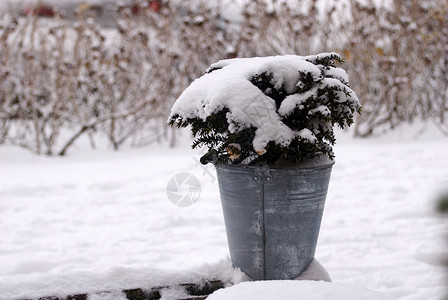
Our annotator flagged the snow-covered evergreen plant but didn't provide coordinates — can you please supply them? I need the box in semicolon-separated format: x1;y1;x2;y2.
169;53;361;165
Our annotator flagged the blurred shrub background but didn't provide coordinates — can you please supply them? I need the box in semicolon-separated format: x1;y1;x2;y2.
0;0;446;155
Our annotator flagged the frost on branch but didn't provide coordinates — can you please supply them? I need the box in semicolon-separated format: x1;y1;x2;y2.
169;53;361;165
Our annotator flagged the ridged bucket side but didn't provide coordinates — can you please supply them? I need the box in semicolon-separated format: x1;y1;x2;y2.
216;163;333;280
216;165;266;280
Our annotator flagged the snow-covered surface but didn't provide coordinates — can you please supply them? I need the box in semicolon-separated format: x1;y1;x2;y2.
0;258;246;299
293;259;331;282
169;54;359;153
207;280;397;300
0;123;447;299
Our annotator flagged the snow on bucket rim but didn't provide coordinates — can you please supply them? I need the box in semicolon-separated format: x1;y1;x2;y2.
207;280;397;300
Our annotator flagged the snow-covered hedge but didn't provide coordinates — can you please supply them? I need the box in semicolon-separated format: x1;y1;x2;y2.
169;53;361;165
2;0;442;156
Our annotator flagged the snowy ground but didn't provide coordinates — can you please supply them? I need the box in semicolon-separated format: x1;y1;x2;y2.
207;280;397;300
0;124;447;299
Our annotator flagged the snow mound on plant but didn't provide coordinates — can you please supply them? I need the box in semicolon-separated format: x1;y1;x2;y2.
169;54;359;153
207;281;397;300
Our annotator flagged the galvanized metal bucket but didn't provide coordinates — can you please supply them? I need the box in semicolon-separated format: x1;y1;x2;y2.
216;161;333;280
